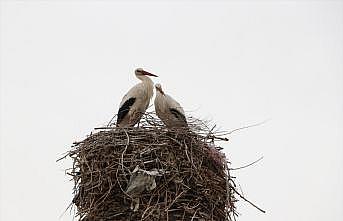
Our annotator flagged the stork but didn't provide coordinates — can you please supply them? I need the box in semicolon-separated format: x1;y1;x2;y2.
116;68;158;127
154;83;188;128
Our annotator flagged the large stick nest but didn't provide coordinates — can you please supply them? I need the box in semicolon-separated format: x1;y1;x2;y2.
65;113;238;220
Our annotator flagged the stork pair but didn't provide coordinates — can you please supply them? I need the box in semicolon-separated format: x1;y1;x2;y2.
116;68;187;129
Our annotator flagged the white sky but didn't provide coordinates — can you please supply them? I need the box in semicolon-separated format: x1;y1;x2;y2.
1;0;342;220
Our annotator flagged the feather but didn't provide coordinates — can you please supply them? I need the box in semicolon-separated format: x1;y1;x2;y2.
117;97;136;125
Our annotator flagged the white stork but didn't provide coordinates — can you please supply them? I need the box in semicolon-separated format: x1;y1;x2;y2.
116;68;158;127
154;83;188;128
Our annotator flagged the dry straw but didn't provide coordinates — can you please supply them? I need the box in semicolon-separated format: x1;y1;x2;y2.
60;112;263;221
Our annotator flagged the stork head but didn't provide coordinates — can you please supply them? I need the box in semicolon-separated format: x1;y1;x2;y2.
135;68;158;77
155;83;165;95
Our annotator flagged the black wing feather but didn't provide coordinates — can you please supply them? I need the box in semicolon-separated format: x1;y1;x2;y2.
117;97;136;125
169;108;187;124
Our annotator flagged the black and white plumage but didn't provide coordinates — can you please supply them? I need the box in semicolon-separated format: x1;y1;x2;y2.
154;83;188;128
116;68;158;127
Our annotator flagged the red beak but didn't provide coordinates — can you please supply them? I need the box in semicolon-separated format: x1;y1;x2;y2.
142;70;158;77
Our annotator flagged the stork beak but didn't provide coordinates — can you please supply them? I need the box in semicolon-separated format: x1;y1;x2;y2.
155;86;164;95
142;70;158;77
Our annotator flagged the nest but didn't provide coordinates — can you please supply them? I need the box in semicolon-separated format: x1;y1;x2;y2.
65;113;239;221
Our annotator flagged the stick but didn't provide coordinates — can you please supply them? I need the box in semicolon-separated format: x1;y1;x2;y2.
232;188;266;213
230;156;264;170
221;119;270;136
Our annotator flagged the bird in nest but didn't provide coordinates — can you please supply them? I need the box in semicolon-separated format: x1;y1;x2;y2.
116;68;158;127
154;83;188;128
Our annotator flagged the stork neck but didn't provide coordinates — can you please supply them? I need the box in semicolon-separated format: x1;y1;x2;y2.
136;74;154;100
137;74;154;86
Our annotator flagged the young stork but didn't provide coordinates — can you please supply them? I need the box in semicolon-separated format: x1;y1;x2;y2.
116;68;158;127
154;83;188;128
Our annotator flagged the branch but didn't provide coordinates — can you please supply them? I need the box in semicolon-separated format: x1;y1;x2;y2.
232;188;266;213
230;156;264;170
222;119;270;136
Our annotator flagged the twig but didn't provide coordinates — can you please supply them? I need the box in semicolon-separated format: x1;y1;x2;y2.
191;208;200;221
107;113;117;127
232;188;266;213
221;119;270;136
207;135;229;141
94;126;116;130
230;156;264;170
165;190;186;211
56;153;69;162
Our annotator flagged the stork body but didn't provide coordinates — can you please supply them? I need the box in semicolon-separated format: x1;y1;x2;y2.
154;84;188;128
116;69;158;127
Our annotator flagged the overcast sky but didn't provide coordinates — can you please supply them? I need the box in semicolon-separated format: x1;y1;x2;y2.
1;0;342;220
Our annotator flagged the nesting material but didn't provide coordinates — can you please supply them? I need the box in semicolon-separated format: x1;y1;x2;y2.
66;113;238;220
